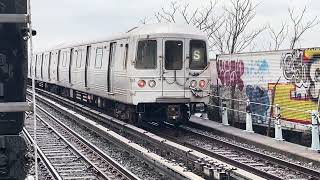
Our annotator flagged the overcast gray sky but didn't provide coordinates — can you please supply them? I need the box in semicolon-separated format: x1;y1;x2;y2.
31;0;320;55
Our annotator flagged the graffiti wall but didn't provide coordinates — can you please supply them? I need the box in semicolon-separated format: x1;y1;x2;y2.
214;48;320;126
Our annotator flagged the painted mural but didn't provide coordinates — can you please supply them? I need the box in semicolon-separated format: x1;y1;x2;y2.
214;48;320;126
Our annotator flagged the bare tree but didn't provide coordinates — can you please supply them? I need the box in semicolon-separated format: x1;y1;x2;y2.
268;23;288;50
139;17;148;24
209;0;265;126
212;0;265;54
150;0;224;52
154;1;179;23
288;6;319;49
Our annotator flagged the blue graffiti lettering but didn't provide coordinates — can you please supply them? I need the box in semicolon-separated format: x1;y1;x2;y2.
245;59;269;83
245;85;270;123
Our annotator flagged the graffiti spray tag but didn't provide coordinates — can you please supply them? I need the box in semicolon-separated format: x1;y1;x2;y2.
281;49;320;100
217;59;244;90
245;59;269;83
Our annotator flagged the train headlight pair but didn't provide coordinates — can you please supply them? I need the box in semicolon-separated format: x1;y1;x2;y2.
138;80;156;88
190;80;206;89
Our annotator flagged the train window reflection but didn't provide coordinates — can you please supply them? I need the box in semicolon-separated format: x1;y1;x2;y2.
95;47;103;68
165;41;183;70
136;40;157;69
190;40;207;70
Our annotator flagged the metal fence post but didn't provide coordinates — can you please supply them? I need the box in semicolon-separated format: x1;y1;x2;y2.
221;100;229;126
310;110;320;151
245;99;254;133
274;104;284;141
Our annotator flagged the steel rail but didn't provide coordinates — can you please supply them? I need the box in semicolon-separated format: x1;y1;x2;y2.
34;102;140;180
22;128;62;180
27;88;266;180
181;125;320;179
31;114;112;179
27;91;205;180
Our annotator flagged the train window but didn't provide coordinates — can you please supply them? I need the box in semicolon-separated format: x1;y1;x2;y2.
189;40;207;70
124;44;129;69
44;54;49;66
109;42;117;67
165;41;183;70
95;47;103;68
61;52;66;67
135;40;157;69
76;50;82;68
38;55;43;66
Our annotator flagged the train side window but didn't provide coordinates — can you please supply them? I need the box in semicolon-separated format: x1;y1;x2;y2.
74;50;78;67
59;53;63;66
62;52;67;67
45;54;49;66
42;55;45;66
38;54;43;67
109;42;117;67
135;40;157;69
124;44;128;69
165;41;183;70
35;56;38;69
61;52;66;67
76;50;82;68
95;47;103;68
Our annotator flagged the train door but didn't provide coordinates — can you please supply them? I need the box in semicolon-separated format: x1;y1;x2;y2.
48;52;51;80
107;42;117;93
49;51;58;82
85;46;91;88
69;48;73;83
161;38;186;97
56;50;60;81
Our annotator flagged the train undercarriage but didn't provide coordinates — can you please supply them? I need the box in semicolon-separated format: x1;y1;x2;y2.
35;81;206;126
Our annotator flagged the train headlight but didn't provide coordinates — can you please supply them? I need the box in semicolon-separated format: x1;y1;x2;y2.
190;80;197;88
199;80;206;89
138;80;146;88
148;80;156;88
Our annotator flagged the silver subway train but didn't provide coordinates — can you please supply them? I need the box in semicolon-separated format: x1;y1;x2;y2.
29;23;211;125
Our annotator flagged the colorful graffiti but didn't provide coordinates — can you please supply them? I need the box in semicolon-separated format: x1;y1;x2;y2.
245;59;269;83
281;48;320;100
268;83;317;124
216;59;244;90
245;85;270;122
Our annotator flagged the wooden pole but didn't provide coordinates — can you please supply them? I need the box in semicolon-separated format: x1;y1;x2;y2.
267;77;281;137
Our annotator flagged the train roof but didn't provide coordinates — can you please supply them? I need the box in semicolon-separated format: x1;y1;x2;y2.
127;23;206;36
37;23;206;53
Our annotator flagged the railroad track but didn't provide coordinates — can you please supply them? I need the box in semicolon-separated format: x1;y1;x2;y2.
183;125;320;179
145;124;320;180
24;99;139;180
28;87;267;180
26;89;205;180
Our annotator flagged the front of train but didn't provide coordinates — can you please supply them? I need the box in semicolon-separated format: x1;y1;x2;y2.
130;24;211;125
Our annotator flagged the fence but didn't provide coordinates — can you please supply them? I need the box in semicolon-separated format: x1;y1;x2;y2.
208;84;315;128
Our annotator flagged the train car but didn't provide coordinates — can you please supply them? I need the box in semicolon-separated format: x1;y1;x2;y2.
0;0;28;135
211;48;320;132
31;23;211;125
